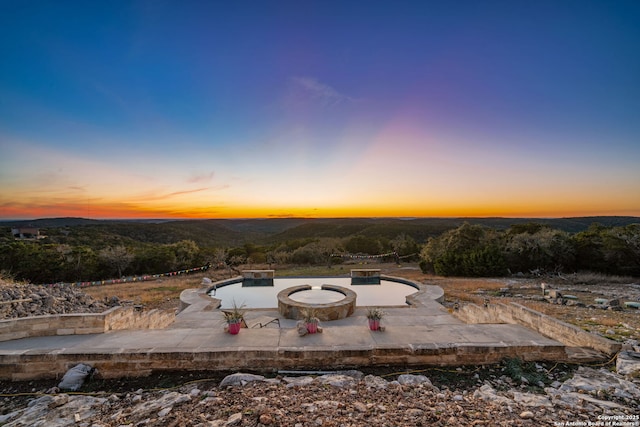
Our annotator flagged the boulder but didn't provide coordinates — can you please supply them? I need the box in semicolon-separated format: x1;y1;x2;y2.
0;394;106;426
397;374;432;387
559;367;639;397
219;373;265;387
616;351;640;376
364;375;389;389
317;374;357;388
58;363;96;391
473;384;511;405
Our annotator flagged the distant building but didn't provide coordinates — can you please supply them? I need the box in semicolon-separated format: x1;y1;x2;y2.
11;227;43;240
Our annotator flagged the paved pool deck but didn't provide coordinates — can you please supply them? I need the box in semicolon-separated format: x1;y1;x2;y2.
0;284;597;381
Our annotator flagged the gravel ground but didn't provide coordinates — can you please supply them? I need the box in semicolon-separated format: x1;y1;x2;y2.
2;363;639;427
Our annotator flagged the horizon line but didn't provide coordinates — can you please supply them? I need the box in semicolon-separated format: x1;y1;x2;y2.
2;214;640;223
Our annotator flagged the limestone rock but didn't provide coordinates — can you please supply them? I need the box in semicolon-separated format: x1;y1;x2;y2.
364;374;388;389
110;391;190;421
259;413;273;424
519;411;534;419
282;376;315;387
1;394;107;427
226;412;242;425
318;374;356;388
473;384;511;405
0;282;107;319
158;406;172;417
511;391;552;407
406;408;424;417
616;351;640;376
337;369;364;379
353;401;368;412
558;367;640;402
219;373;265;387
397;374;432;387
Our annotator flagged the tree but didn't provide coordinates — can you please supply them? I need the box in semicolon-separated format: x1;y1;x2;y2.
289;239;340;265
274;251;291;265
57;245;98;282
504;227;574;274
228;254;246;267
572;223;610;273
211;248;228;269
507;222;546;236
0;241;75;283
600;224;640;275
345;235;382;255
171;240;201;270
390;233;419;259
420;223;507;277
99;246;133;277
134;245;176;274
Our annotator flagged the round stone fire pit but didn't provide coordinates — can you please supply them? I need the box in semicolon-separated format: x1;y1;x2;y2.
277;284;356;321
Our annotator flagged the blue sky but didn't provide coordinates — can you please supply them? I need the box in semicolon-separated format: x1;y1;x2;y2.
1;1;639;219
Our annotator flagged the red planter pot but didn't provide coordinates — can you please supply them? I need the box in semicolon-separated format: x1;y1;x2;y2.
228;322;241;335
368;319;380;331
307;322;318;334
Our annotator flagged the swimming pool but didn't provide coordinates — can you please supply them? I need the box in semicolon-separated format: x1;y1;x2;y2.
208;276;420;309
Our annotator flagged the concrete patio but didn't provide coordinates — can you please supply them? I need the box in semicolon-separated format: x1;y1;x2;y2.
0;281;594;381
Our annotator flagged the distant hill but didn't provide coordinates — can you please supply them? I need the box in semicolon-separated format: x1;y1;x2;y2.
266;216;640;243
1;216;638;247
211;218;313;235
0;218;245;247
0;217;106;227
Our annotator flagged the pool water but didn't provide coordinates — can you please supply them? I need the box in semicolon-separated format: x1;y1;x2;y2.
209;277;419;309
289;287;345;304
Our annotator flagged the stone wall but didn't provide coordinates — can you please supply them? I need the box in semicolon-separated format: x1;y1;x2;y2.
277;284;357;321
453;302;621;355
0;340;568;381
0;306;175;342
104;307;176;331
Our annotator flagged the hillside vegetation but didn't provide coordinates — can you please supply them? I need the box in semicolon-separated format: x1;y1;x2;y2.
0;216;638;284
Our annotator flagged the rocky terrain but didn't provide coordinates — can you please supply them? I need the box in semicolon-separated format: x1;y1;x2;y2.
1;364;640;427
0;280;110;319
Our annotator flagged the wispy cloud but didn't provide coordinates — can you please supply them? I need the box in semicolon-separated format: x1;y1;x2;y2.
166;188;210;198
290;77;355;107
267;213;296;218
188;171;215;184
134;187;210;202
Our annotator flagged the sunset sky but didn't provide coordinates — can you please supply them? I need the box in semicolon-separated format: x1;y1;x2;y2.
1;1;639;220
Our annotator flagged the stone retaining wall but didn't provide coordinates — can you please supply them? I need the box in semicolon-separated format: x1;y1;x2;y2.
0;340;568;381
0;306;175;342
453;302;621;355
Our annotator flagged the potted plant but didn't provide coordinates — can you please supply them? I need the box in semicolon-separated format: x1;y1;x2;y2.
301;308;319;334
366;307;385;331
223;301;246;335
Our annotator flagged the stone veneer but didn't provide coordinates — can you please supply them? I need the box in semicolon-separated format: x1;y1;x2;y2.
452;301;621;355
0;306;175;342
277;284;357;321
0;339;567;381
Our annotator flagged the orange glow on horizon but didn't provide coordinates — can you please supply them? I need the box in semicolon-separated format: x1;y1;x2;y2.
3;200;638;220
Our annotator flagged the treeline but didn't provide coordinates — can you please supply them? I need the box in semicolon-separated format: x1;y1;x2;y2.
1;221;638;283
0;240;210;284
0;233;421;284
420;223;640;277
